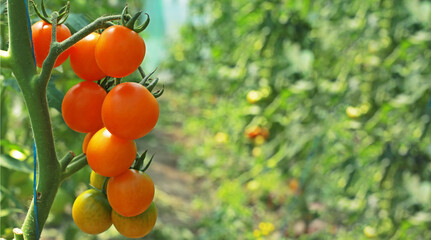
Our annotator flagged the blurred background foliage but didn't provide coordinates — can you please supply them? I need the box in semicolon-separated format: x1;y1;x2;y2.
1;0;431;239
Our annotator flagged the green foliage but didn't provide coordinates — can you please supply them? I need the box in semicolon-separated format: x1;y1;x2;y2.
163;0;431;239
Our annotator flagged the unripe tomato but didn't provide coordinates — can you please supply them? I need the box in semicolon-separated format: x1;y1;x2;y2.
112;202;157;238
61;82;106;133
31;20;71;68
95;25;146;78
90;170;109;190
246;90;262;104
87;128;137;177
346;106;361;118
102;82;159;140
72;189;112;234
70;32;106;81
82;132;96;154
107;169;154;217
363;226;377;238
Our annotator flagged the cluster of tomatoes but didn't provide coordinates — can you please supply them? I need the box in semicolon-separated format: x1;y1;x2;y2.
31;2;160;238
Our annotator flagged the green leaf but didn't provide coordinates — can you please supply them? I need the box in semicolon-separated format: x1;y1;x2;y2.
65;13;90;34
0;186;25;210
0;154;32;173
0;208;25;217
2;78;21;92
47;82;64;112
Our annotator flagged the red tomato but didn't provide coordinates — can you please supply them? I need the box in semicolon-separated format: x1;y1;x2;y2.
70;32;106;81
107;169;154;217
61;82;106;133
112;202;157;238
86;128;137;177
102;82;159;140
82;132;96;154
31;20;71;68
95;25;146;78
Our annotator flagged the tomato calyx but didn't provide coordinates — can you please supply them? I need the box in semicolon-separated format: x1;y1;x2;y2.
138;67;165;98
31;0;70;24
121;5;150;33
130;150;155;172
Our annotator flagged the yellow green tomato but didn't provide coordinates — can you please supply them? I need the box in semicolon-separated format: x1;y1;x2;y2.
112;202;157;238
72;189;112;234
90;170;109;190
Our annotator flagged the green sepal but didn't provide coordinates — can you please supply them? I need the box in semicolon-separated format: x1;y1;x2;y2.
146;78;158;92
134;13;150;33
152;85;164;98
141;153;155;172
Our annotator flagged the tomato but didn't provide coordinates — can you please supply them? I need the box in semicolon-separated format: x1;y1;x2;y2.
86;128;137;177
346;106;361;118
95;25;146;78
246;90;262;104
245;126;269;140
107;169;154;217
102;82;159;140
288;179;299;193
363;226;377;238
112;202;157;238
61;82;106;133
31;20;71;68
90;170;109;190
72;189;112;234
70;32;106;81
82;132;96;154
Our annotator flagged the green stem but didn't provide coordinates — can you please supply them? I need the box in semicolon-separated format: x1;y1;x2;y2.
7;0;37;80
59;151;76;171
13;228;24;240
61;155;88;181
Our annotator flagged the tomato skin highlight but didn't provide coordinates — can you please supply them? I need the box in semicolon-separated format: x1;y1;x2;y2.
31;20;71;68
70;32;106;81
61;82;106;133
72;189;112;234
102;82;159;140
86;128;137;177
95;25;146;78
107;169;155;217
112;202;157;238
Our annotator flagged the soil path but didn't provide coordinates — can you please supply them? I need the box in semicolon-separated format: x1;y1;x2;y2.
136;129;202;230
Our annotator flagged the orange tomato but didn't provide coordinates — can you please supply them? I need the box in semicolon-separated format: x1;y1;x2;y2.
107;169;154;217
70;32;106;81
95;25;146;78
82;132;96;154
31;20;71;68
86;128;137;177
61;82;106;133
102;82;159;140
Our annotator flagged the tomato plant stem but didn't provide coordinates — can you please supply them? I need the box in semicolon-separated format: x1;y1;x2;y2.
3;0;121;239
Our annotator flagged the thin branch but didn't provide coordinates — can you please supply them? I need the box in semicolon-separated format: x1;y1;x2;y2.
50;12;59;46
61;155;88;180
59;151;76;171
13;228;24;240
